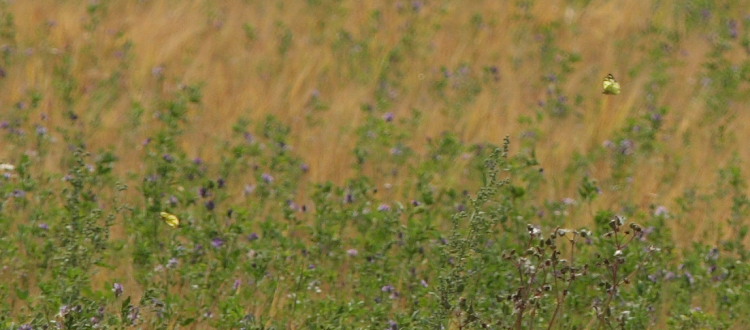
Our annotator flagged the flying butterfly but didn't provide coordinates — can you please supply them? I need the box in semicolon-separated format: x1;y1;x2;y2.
160;211;180;228
602;74;621;95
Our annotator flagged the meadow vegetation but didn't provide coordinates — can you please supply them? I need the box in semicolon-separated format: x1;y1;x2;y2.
2;0;750;328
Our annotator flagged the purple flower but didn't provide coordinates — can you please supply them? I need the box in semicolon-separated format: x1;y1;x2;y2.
217;178;225;188
729;19;738;39
420;279;429;287
199;187;209;198
211;237;224;248
19;324;32;330
381;285;395;293
0;121;8;129
113;283;123;297
12;190;26;198
151;65;165;77
378;204;391;211
262;173;274;183
619;139;635;155
169;195;178;207
205;200;215;211
127;306;140;324
654;205;668;217
247;232;259;241
389;320;399;330
38;223;49;230
300;163;309;173
162;154;174;162
346;249;359;257
412;0;423;12
664;271;676;281
640;226;655;241
383;112;395;122
345;193;354;204
233;279;241;290
35;125;47;136
57;305;71;317
166;258;178;268
651;112;663;123
193;157;203;165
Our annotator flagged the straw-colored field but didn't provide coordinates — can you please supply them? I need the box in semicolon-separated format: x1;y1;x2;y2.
9;1;745;232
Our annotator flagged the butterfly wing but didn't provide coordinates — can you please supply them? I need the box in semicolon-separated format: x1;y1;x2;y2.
160;212;180;228
603;74;621;95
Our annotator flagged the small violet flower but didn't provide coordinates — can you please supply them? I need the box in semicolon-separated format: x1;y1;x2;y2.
211;237;225;248
113;283;124;297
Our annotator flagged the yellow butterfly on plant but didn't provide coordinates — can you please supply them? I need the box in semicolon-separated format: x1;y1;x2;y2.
160;212;180;228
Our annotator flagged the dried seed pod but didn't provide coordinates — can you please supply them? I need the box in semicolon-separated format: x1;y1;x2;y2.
615;215;625;226
609;219;618;230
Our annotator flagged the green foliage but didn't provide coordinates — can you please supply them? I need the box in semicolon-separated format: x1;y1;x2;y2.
2;1;750;329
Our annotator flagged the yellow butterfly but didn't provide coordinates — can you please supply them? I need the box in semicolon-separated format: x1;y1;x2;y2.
602;74;621;95
160;212;180;228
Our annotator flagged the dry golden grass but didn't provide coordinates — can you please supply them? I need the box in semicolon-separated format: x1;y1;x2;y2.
3;0;748;251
